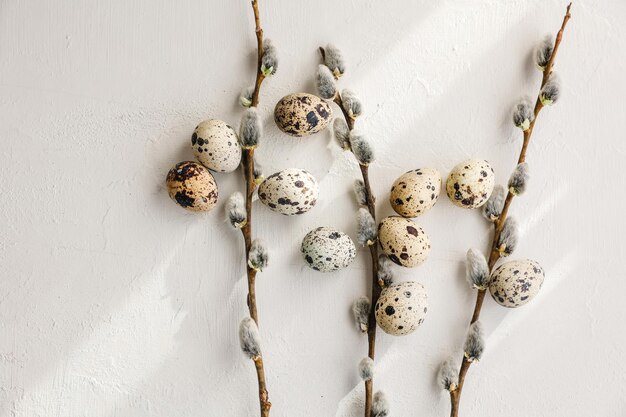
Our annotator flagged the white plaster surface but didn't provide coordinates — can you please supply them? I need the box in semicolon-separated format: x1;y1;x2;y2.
1;1;625;416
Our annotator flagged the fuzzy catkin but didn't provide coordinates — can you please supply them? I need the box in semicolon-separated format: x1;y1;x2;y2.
341;89;362;118
261;39;278;76
333;118;351;150
253;159;264;185
482;185;505;222
248;239;268;271
240;86;254;107
508;163;529;196
438;358;459;391
464;321;484;362
349;132;374;165
354;180;367;206
352;296;370;333
378;255;394;287
323;44;345;78
226;192;246;228
535;35;554;70
358;357;374;381
466;248;490;290
540;73;561;106
497;217;518;257
239;317;261;359
239;107;262;149
316;64;337;100
372;391;389;417
357;208;377;246
512;98;535;131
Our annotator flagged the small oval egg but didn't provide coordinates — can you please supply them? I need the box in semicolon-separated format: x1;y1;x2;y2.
274;93;333;137
389;168;442;217
375;281;428;336
258;168;319;215
489;259;545;308
191;119;242;173
301;227;356;272
378;217;431;268
166;161;218;212
446;159;495;209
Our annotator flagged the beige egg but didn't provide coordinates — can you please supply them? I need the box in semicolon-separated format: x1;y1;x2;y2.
166;161;218;212
378;217;431;268
258;168;319;215
489;259;545;308
446;159;495;209
390;168;442;217
375;281;428;336
274;93;333;137
191;119;241;173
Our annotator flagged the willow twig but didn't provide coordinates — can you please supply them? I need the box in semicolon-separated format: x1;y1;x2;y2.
326;62;381;417
448;4;572;417
241;1;270;416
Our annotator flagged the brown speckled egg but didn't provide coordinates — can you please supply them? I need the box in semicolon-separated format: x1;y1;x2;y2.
191;119;241;173
390;168;441;217
375;281;428;336
446;159;495;209
489;259;545;308
274;93;333;137
166;161;218;212
258;168;319;215
378;217;431;268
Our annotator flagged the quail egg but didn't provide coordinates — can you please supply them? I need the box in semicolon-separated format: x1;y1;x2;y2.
446;159;495;209
389;168;442;217
301;227;356;272
375;281;428;336
258;168;319;215
378;217;431;268
489;259;545;308
166;161;218;212
274;93;332;137
191;119;242;173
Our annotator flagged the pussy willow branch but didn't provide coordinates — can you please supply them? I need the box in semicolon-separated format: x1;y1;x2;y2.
242;1;270;416
448;4;572;417
322;53;381;417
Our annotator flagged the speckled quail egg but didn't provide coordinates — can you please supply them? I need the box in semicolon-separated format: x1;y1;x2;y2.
166;161;218;212
258;168;319;215
375;281;428;336
489;259;545;308
301;227;356;272
446;159;495;209
274;93;333;137
191;119;241;173
390;168;442;217
378;217;431;268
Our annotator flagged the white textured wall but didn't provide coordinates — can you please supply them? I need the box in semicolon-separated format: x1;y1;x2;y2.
1;1;625;416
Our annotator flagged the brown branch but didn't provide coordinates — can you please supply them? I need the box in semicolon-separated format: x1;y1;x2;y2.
241;1;270;416
324;49;380;417
448;4;572;417
250;0;266;108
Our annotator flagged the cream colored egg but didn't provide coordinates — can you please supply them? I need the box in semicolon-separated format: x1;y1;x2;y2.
375;281;428;336
301;227;356;272
258;168;319;215
378;217;431;268
274;93;333;137
446;159;495;209
489;259;545;308
192;119;242;173
166;161;218;212
389;168;442;217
